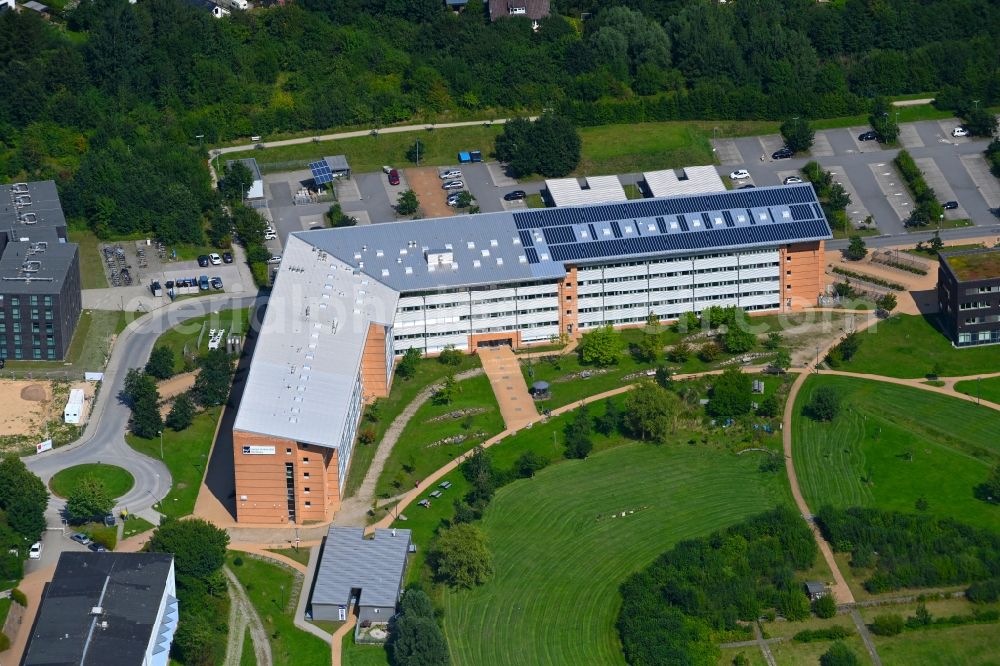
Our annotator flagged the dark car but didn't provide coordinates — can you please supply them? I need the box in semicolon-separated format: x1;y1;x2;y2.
503;190;527;201
388;168;400;186
199;275;210;291
858;130;878;141
222;251;234;264
89;543;108;553
70;533;92;546
197;255;210;267
771;147;794;160
738;184;756;189
470;150;483;162
943;200;959;210
211;277;224;290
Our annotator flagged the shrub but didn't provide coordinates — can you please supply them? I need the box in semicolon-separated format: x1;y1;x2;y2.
870;613;904;636
438;345;463;366
805;386;840;421
358;426;376;445
0;633;9;651
793;625;851;642
813;594;837;618
820;641;861;666
967;578;1000;604
11;588;27;607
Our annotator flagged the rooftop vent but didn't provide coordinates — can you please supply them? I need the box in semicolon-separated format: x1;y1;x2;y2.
490;239;498;247
473;260;481;268
467;241;475;250
376;250;384;257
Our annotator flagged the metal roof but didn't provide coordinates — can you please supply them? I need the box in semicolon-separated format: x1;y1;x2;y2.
232;235;398;448
0;180;67;235
312;527;411;609
325;155;350;172
24;553;174;666
0;182;76;295
644;166;726;198
308;184;830;292
225;157;262;182
546;175;628;207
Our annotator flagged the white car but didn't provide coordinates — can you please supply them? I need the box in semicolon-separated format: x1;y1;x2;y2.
209;253;222;265
266;255;282;265
729;169;750;180
952;127;969;138
442;180;465;190
264;232;277;240
783;176;804;184
440;169;462;179
29;542;42;559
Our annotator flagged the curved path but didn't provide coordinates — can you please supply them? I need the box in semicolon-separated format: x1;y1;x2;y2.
24;294;261;520
224;566;273;666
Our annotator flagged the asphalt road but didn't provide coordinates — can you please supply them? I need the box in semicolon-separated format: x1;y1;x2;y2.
25;293;262;524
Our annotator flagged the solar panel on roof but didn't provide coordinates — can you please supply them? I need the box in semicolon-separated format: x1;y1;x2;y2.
309;160;334;185
525;247;540;264
656;217;667;233
610;221;623;239
790;204;813;221
542;225;576;245
678;215;689;232
588;223;598;241
722;211;735;228
518;230;534;248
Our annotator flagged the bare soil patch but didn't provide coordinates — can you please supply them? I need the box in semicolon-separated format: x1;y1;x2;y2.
406;166;456;219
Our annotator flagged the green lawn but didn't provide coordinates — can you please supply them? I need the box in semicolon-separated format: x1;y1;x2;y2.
154;307;252;374
576;121;715;174
267;547;310;566
240;630;257;666
226;554;330;666
122;516;157;540
5;309;132;374
870;622;1000;666
955;376;1000;405
792;375;1000;531
126;407;221;518
906;218;974;232
810;103;954;131
49;463;134;499
907;242;984;259
343;355;481;498
440;442;791;666
375;372;504;497
524;193;546;208
842;314;1000;378
78;522;117;550
342;633;390;666
67;228;109;290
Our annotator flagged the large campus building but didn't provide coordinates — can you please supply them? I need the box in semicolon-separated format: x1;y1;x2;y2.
937;247;1000;347
232;184;831;523
0;181;82;361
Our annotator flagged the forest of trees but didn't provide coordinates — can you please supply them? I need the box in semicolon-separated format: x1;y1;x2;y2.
2;0;999;240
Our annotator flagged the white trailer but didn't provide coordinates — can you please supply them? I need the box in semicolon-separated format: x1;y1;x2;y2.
64;389;85;425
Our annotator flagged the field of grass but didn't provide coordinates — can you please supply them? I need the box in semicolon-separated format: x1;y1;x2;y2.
810;103;953;131
343;354;480;498
575;122;715;174
441;442;791;666
268;547;310;566
342;634;390;666
955;376;1000;405
49;463;134;499
154;307;252;374
843;314;1000;378
375;372;504;497
906;218;974;232
769;634;869;665
524;193;546;208
78;522;118;550
126;406;220;518
792;375;1000;531
5;309;131;374
68;228;109;290
240;631;257;666
226;554;331;666
122;516;157;540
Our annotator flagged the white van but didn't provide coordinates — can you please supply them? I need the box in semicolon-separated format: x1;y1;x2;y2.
29;542;42;559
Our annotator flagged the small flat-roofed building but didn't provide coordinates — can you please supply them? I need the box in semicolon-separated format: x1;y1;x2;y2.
309;155;352;186
64;387;85;424
225;158;264;200
545;175;628;207
644;166;726;198
0;181;81;361
23;552;177;666
311;527;412;624
938;247;1000;347
489;0;549;22
804;581;828;601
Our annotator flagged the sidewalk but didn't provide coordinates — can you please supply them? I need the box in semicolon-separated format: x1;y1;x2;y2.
479;346;538;431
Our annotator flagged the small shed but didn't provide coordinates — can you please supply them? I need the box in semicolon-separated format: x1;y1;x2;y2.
64;389;85;425
804;581;828;601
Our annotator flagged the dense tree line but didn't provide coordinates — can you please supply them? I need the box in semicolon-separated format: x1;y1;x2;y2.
617;507;817;666
2;0;998;239
816;506;1000;594
0;456;48;581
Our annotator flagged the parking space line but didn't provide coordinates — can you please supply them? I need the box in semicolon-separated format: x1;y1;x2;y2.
809;132;834;157
849;127;883;154
826;166;871;226
758;134;785;159
897;124;924;149
914;157;964;219
711;139;743;166
868;162;913;222
937;120;969;144
960;154;1000;209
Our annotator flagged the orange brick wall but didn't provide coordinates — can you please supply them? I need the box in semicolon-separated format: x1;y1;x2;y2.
233;431;340;524
558;267;580;338
780;241;825;311
361;322;390;399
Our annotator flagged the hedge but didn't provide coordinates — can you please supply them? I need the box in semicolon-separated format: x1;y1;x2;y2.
831;267;905;291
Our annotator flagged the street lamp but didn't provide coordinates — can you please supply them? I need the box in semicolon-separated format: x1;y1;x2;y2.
973;100;980;111
158;430;163;460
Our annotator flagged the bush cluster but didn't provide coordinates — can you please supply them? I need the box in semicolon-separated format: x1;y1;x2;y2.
987;140;1000;178
830;267;905;291
793;625;852;643
894;150;945;227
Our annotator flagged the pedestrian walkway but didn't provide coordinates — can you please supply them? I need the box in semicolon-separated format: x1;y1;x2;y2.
479;346;538;430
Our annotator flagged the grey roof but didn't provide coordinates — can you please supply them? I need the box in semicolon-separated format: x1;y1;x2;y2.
24;553;175;666
805;581;826;593
325;155;350;172
489;0;549;20
0;233;78;295
313;527;412;609
226;157;262;182
307;184;831;292
0;180;67;236
233;235;398;448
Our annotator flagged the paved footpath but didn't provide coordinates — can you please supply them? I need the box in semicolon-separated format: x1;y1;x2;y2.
479;346;538;430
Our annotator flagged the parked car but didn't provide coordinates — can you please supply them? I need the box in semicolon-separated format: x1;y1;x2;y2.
504;190;527;201
470;150;483;162
952;126;970;138
264;231;277;240
70;533;92;546
382;165;393;174
199;275;210;291
29;542;42;559
858;130;879;141
738;184;756;189
442;179;464;190
211;276;224;290
222;251;234;264
267;255;283;265
209;253;222;265
440;169;462;179
772;147;794;160
150;281;162;297
783;176;804;184
729;169;750;180
388;168;400;186
89;543;108;553
943;200;959;210
197;255;210;267
104;514;116;527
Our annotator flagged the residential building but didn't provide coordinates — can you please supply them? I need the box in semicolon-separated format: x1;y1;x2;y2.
231;184;830;523
23;552;178;666
0;181;81;361
937;247;1000;347
311;527;412;624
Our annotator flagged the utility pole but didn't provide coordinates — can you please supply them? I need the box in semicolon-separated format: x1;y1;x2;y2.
159;430;163;459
